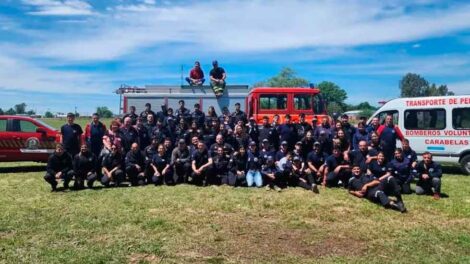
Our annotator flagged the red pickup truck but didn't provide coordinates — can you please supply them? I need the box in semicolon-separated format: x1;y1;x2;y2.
0;115;60;162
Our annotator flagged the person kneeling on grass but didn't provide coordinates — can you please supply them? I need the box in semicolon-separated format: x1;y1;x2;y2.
73;144;98;189
150;144;172;186
415;152;442;200
125;143;146;186
101;145;125;187
44;144;74;192
348;164;407;213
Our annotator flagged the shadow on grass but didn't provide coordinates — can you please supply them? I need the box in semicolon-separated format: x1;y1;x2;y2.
0;165;46;174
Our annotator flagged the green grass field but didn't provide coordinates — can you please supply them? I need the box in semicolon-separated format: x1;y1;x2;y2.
0;162;469;263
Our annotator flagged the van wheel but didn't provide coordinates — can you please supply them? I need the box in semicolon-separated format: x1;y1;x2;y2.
460;155;470;175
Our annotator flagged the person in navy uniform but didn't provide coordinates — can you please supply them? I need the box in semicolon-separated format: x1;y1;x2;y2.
209;60;227;97
296;113;312;141
377;114;405;161
140;103;156;124
290;156;319;193
125;143;146;186
277;114;298;151
190;142;213;186
415;152;443;199
348;164;406;213
73;144;98;189
340;114;356;143
84;113;106;158
402;138;418;169
101;144;125;187
213;146;231;185
60;112;83;158
259;139;275;162
258;116;279;150
44;144;74;192
261;156;283;191
120;117;139;154
352;122;370;150
228;146;248;186
171;139;192;184
307;142;328;184
246;141;263;187
387;148;412;194
231;102;247;124
135;117;150;150
348;140;377;172
150;144;172;185
367;152;391;180
175;100;191;124
322;146;350;187
191;103;206;128
123;106;138;125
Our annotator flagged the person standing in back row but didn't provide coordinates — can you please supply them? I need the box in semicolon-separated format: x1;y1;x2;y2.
377;114;404;162
60;113;83;158
210;60;226;98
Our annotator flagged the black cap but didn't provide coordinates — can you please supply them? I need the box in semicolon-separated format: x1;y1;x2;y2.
262;138;269;143
293;156;301;162
341;114;349;118
314;141;321;146
281;141;288;145
267;156;274;161
295;141;302;145
178;139;186;144
249;141;256;146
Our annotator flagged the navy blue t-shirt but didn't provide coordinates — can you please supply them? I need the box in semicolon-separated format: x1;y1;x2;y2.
307;151;327;169
368;160;388;177
61;123;83;155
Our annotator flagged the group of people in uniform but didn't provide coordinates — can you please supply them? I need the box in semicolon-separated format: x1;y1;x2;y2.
44;100;444;213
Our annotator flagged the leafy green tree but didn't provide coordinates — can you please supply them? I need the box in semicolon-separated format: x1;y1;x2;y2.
44;111;54;118
0;108;4;115
14;103;27;114
5;108;16;115
400;73;453;97
96;106;113;118
317;81;348;114
26;110;36;116
253;67;309;87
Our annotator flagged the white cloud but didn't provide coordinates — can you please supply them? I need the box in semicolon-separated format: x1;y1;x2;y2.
142;0;156;5
22;0;95;16
412;43;421;48
16;0;470;62
0;54;107;94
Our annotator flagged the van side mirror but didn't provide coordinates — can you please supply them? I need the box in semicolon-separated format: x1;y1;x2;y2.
36;127;47;134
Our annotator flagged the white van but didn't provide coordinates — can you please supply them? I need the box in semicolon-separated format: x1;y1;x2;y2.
367;95;470;174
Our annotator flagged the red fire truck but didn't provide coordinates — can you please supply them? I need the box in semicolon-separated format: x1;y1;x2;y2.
119;85;329;125
247;87;329;124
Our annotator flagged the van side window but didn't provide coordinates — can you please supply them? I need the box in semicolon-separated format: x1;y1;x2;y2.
376;111;398;125
404;109;446;130
452;108;470;129
259;94;287;110
0;120;6;132
294;94;312;110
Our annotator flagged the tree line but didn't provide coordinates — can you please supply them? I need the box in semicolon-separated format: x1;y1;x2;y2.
253;68;454;117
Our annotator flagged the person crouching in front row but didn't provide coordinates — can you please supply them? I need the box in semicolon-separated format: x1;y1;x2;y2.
44;144;74;192
101;144;125;187
73;144;98;189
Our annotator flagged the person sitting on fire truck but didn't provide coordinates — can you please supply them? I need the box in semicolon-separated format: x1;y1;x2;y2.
209;60;226;98
185;61;205;86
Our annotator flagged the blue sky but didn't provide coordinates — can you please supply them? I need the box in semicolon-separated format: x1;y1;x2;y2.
0;0;470;115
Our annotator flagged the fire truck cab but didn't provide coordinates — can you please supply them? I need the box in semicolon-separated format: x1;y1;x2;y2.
0;116;59;162
246;87;328;124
